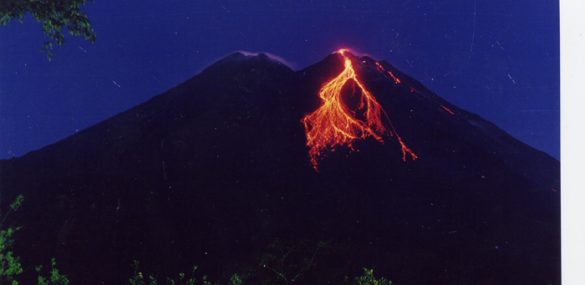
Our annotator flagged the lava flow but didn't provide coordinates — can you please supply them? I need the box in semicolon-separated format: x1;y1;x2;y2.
375;62;401;84
302;49;417;170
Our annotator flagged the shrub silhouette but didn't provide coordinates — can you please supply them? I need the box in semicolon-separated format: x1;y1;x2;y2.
0;195;69;285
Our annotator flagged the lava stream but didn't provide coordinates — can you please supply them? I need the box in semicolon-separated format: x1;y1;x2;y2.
302;49;417;170
375;62;457;117
440;105;456;115
375;62;401;84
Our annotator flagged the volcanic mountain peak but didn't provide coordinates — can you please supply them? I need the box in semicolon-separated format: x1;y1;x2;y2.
320;49;401;74
0;48;560;285
212;51;292;70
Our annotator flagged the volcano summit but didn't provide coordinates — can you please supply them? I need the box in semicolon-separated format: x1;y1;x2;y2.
0;50;559;285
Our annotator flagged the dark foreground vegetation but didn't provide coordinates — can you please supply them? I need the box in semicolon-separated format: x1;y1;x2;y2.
1;195;392;285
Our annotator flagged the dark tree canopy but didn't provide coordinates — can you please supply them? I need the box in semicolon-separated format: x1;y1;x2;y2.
0;0;96;59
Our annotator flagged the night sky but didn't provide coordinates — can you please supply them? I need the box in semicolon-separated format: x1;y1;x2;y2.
0;0;559;159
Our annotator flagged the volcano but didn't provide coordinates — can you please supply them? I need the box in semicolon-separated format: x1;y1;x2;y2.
0;50;559;285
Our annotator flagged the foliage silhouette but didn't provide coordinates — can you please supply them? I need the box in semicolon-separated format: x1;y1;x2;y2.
0;0;96;59
0;195;69;285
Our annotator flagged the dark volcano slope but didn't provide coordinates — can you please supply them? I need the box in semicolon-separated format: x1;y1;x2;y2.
0;52;559;285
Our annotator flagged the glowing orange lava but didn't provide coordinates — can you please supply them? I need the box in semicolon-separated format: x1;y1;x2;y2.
302;49;417;170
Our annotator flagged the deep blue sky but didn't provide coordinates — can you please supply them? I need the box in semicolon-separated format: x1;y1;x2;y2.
0;0;559;159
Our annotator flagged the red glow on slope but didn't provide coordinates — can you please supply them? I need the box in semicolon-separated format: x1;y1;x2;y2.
375;62;401;84
302;49;417;170
397;136;418;161
387;71;402;84
440;105;456;115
